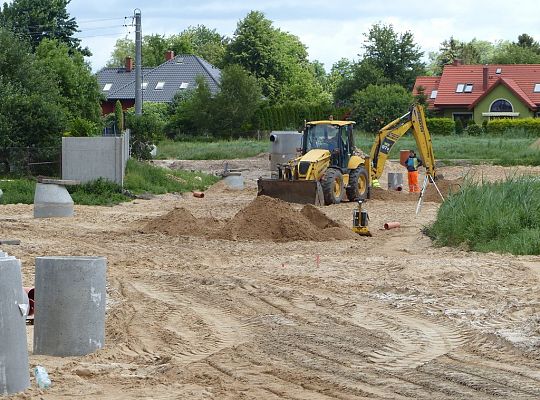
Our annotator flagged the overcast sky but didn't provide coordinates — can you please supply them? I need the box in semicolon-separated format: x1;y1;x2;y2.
67;0;540;72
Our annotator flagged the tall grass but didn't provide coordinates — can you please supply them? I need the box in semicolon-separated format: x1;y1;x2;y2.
124;159;219;194
157;138;268;160
0;179;35;204
426;177;540;255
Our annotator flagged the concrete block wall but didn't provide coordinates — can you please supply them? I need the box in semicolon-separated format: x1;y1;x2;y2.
62;131;130;186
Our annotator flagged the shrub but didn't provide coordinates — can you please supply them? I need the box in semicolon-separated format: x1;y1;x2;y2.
465;124;483;136
65;117;99;137
487;118;540;136
426;118;454;136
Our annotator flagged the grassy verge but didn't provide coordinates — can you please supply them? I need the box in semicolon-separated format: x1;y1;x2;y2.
355;132;540;165
425;177;540;255
156;138;268;160
0;160;219;206
157;132;539;165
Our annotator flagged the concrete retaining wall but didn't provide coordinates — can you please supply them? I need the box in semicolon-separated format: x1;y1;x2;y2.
62;131;130;185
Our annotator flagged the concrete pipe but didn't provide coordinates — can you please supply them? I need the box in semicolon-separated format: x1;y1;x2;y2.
33;183;74;218
0;258;30;395
34;256;107;357
384;222;401;230
192;191;205;198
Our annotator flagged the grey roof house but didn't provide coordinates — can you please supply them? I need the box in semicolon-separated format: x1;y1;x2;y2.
96;51;221;114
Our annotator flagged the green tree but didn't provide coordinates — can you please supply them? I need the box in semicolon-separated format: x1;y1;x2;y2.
225;11;324;103
492;41;540;64
210;65;262;137
516;33;540;54
114;101;124;133
125;111;164;160
362;23;424;89
107;25;226;68
334;59;388;103
0;28;68;151
0;0;87;55
34;39;101;123
351;84;413;132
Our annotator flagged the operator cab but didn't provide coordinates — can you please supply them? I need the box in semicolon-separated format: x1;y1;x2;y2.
303;121;355;169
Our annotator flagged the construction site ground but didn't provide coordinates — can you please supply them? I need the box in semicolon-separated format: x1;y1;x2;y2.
3;156;540;399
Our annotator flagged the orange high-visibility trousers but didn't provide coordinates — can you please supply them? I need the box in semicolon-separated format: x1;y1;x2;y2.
408;171;420;192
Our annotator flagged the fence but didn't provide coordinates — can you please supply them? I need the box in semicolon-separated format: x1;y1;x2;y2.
0;146;61;177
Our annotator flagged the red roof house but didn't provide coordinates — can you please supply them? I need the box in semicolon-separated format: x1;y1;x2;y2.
413;61;540;125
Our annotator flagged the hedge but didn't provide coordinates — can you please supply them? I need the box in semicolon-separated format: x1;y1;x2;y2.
486;118;540;136
426;118;455;136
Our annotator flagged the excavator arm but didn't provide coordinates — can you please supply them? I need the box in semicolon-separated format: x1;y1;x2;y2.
369;104;437;180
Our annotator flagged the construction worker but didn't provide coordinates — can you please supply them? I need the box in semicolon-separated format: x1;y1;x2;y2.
405;150;423;192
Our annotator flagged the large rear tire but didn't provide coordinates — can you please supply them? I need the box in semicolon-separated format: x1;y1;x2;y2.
321;168;344;205
346;166;369;201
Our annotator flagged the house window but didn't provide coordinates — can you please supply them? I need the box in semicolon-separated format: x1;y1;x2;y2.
490;99;513;112
534;83;540;93
496;68;502;74
464;83;473;93
456;84;465;93
103;83;112;91
155;82;165;90
452;113;473;127
180;82;189;89
430;90;438;99
141;82;148;90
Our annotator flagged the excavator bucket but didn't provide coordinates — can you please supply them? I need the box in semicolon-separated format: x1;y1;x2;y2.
257;178;324;206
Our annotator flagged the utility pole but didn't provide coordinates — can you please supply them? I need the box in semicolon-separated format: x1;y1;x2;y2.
134;9;142;115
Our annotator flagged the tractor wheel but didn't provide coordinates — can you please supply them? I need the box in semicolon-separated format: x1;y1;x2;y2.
321;168;344;205
346;166;369;201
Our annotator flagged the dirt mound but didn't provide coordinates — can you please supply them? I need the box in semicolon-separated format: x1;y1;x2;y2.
223;196;357;242
423;178;462;202
143;196;358;242
370;178;462;203
142;207;223;236
370;188;417;202
301;204;340;229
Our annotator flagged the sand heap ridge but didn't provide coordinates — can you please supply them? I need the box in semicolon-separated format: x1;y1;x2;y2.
143;196;358;242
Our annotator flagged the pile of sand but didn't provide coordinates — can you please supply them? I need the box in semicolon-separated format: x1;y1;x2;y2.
370;178;462;203
142;196;358;242
142;207;224;237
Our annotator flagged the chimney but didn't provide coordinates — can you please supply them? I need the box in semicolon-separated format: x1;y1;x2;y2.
165;50;175;61
452;59;463;66
483;65;488;91
125;56;133;72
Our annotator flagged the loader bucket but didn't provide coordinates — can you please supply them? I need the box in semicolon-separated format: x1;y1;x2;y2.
257;178;324;206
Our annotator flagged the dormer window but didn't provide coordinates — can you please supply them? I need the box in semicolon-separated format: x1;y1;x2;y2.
155;82;165;90
430;90;438;99
103;83;112;91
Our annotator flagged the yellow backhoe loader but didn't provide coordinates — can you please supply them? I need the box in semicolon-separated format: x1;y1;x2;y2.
258;119;370;205
257;104;438;205
370;104;439;181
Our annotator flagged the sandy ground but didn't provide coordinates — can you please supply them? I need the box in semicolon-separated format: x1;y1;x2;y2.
2;157;540;399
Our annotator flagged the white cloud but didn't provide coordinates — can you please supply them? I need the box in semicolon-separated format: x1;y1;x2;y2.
68;0;540;72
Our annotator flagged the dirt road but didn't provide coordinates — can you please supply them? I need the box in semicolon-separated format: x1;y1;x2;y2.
2;160;540;399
